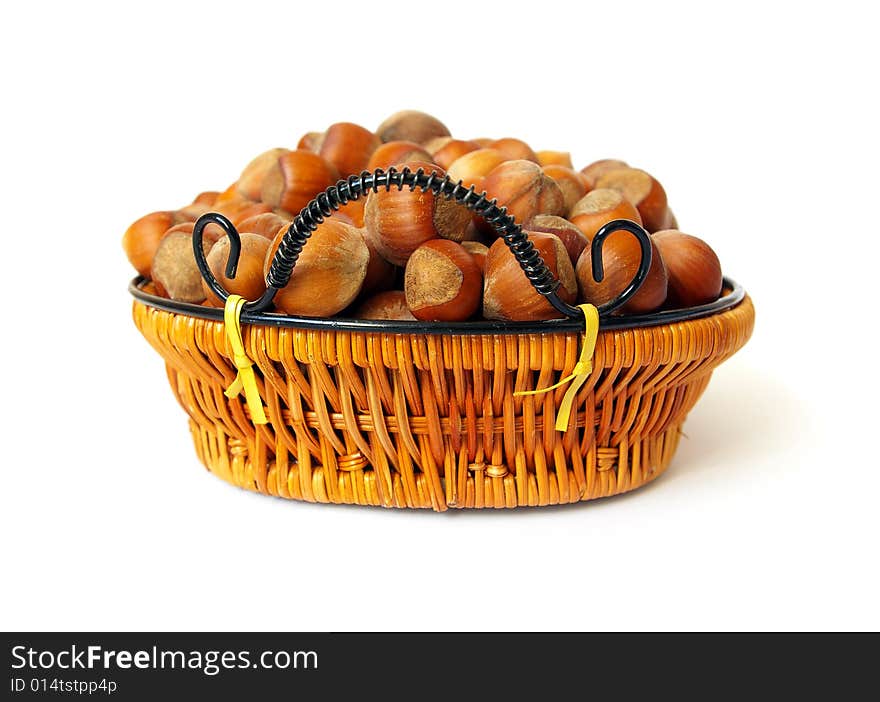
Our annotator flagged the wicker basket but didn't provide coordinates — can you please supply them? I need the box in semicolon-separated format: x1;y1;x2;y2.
129;167;754;510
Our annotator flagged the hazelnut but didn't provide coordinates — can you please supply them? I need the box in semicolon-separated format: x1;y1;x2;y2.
527;214;588;265
213;183;242;209
366;141;433;171
122;210;185;277
363;161;470;265
580;158;629;189
333;198;366;228
480;160;566;226
487;137;538;163
424;137;480;170
260;150;339;215
318;122;380;177
268;219;369;317
569;188;643;240
171;219;226;248
659;208;678;231
376;110;450;144
446;148;506;190
203;233;272;306
461;241;489;272
296;131;325;152
221;199;274;227
483;231;577;321
328;210;354;226
359;227;397;296
595;167;669;233
236;212;291;241
652;230;722;307
354;290;415;321
151;223;222;303
177;199;214;221
236;148;290;201
404;240;482;322
192;191;220;207
141;280;161;297
576;171;594;192
536;151;574;168
541;164;588;214
575;230;667;314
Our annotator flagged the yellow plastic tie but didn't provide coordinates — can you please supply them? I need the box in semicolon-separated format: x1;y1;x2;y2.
223;294;268;425
514;303;600;431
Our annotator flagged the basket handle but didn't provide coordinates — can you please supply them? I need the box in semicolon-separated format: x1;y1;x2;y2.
193;166;652;318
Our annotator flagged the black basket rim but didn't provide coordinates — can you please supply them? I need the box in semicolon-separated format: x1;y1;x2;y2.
129;276;746;335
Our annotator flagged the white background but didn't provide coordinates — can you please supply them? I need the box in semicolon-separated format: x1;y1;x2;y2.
1;0;878;632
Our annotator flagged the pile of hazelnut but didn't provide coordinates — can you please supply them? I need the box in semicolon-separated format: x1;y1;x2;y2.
123;110;723;322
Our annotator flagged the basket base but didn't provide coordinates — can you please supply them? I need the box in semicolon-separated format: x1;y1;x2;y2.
188;419;681;510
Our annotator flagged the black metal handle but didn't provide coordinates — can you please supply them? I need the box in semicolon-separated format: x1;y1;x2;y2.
588;219;654;316
193;166;652;319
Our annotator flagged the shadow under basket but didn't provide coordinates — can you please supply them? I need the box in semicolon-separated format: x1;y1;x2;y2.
131;281;754;511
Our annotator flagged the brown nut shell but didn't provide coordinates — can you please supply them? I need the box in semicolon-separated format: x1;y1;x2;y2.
425;137;481;170
595;167;668;233
541;165;588;215
359;227;397;297
224;200;274;227
213;183;241;209
366;141;433;171
178;190;222;220
260;150;339;215
236;212;291;240
203;233;271;306
487;137;538;163
404;240;482;322
192;191;220;207
446;148;506;190
177;201;213;221
483;232;577;321
480;160;566;226
296;131;325;152
527;214;588;266
461;241;489;272
580;158;629;188
333;198;366;228
363;161;470;265
319;122;380;177
268;219;369;317
151;224;221;303
536;151;574;168
354;290;415;321
658;208;678;231
237;148;290;201
576;231;667;313
652;230;722;307
376;110;450;144
569;189;643;240
328;210;354;226
122;210;186;277
140;280;162;297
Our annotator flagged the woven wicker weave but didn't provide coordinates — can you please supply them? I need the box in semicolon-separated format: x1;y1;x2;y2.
132;293;754;510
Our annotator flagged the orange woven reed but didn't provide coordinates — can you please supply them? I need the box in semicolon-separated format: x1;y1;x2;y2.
132;295;754;510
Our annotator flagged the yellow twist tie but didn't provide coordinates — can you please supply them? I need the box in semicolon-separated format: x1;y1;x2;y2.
223;294;268;425
514;303;599;431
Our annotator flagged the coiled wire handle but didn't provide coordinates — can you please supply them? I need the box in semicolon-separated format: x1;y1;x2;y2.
193;166;652;319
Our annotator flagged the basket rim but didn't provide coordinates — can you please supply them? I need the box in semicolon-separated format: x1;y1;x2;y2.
129;276;746;335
